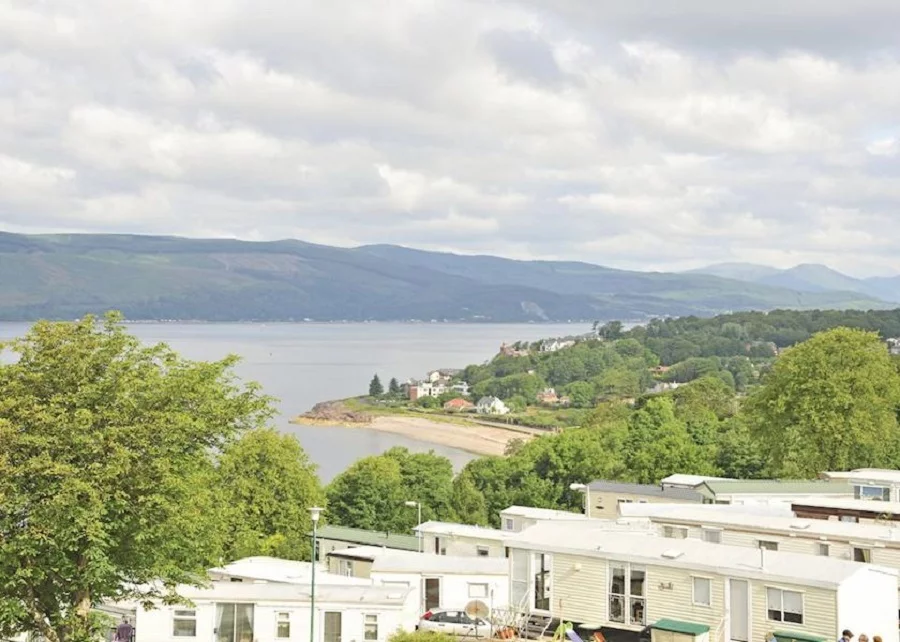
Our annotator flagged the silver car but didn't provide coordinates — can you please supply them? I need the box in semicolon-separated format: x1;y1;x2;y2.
417;608;492;637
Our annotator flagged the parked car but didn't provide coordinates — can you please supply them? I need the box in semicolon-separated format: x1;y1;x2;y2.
417;608;492;637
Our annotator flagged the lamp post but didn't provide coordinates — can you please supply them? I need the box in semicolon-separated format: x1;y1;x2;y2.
405;500;423;552
570;483;590;517
309;506;323;642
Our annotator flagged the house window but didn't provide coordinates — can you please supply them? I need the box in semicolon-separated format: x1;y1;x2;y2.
701;528;722;544
663;526;687;539
692;577;712;606
758;540;778;551
766;587;803;624
609;563;645;626
434;537;446;555
504;518;515;531
276;612;290;639
855;485;891;502
817;543;829;556
476;546;490;557
853;547;872;563
469;583;489;599
172;610;197;637
364;614;378;641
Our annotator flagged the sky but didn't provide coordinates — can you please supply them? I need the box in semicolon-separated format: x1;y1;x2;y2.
2;1;900;277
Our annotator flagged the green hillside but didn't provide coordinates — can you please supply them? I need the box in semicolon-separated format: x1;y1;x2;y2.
0;232;889;321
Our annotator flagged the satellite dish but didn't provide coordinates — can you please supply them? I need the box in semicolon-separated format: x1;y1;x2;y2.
465;600;490;621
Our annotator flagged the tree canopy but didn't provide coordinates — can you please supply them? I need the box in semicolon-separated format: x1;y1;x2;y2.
325;447;455;532
216;428;325;561
745;327;900;477
369;374;384;397
0;313;273;642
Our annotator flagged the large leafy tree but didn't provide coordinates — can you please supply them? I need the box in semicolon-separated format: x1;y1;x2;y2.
0;313;272;642
745;327;900;477
217;428;324;561
325;448;455;532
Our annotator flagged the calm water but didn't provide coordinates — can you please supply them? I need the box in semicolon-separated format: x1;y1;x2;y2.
0;322;584;481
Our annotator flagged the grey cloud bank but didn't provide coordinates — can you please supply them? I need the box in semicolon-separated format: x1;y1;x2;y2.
1;0;899;277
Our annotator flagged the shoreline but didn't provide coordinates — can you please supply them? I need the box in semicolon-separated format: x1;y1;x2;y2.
291;413;534;457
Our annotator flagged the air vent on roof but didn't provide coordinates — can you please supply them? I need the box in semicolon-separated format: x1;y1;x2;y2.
661;550;684;559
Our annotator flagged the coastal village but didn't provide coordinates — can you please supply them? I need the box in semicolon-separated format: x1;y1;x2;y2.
63;468;900;642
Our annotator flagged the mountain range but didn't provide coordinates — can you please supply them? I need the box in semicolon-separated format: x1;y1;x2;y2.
689;263;900;303
0;232;892;322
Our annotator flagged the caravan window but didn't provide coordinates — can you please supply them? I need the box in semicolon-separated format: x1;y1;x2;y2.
692;577;712;606
276;612;290;639
173;610;197;637
766;588;803;624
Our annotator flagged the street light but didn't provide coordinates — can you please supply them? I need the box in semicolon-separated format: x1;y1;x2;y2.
405;500;423;553
309;506;323;642
570;483;590;517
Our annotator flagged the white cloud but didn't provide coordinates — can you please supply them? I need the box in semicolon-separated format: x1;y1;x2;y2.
1;0;900;275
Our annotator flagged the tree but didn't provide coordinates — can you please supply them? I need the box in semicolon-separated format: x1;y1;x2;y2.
0;313;272;642
326;456;405;531
325;448;455;532
745;327;900;477
369;374;384;397
566;381;596;408
598;321;624;341
388;377;401;396
217;429;325;561
449;474;489;525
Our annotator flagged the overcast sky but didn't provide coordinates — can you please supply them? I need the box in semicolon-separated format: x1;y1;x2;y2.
2;1;900;276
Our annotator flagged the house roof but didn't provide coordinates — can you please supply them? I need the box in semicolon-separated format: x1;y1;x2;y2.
660;474;729;488
500;505;589;521
618;502;900;544
820;469;900;484
371;554;509;576
792;497;900;514
175;581;411;605
208;557;369;585
415;521;509;542
444;398;474;408
477;396;503;405
698;479;851;498
327;545;419;561
586;480;705;502
312;525;420;551
503;521;894;589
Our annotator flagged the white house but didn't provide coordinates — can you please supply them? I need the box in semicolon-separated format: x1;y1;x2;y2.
134;582;414;642
476;396;509;415
415;521;509;557
505;520;899;642
499;505;588;533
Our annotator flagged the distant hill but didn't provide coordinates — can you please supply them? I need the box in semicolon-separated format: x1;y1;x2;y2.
692;262;900;303
0;232;890;322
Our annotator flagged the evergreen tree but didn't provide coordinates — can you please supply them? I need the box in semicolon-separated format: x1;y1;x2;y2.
388;377;401;396
369;373;384;397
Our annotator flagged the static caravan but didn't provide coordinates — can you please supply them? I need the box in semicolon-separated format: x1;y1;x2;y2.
369;553;510;618
311;525;419;561
499;506;588;533
134;582;413;642
415;521;508;557
619;503;900;566
504;521;898;642
586;481;705;519
208;556;370;585
698;480;851;507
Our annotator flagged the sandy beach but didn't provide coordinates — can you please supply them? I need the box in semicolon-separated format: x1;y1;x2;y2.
363;416;533;456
